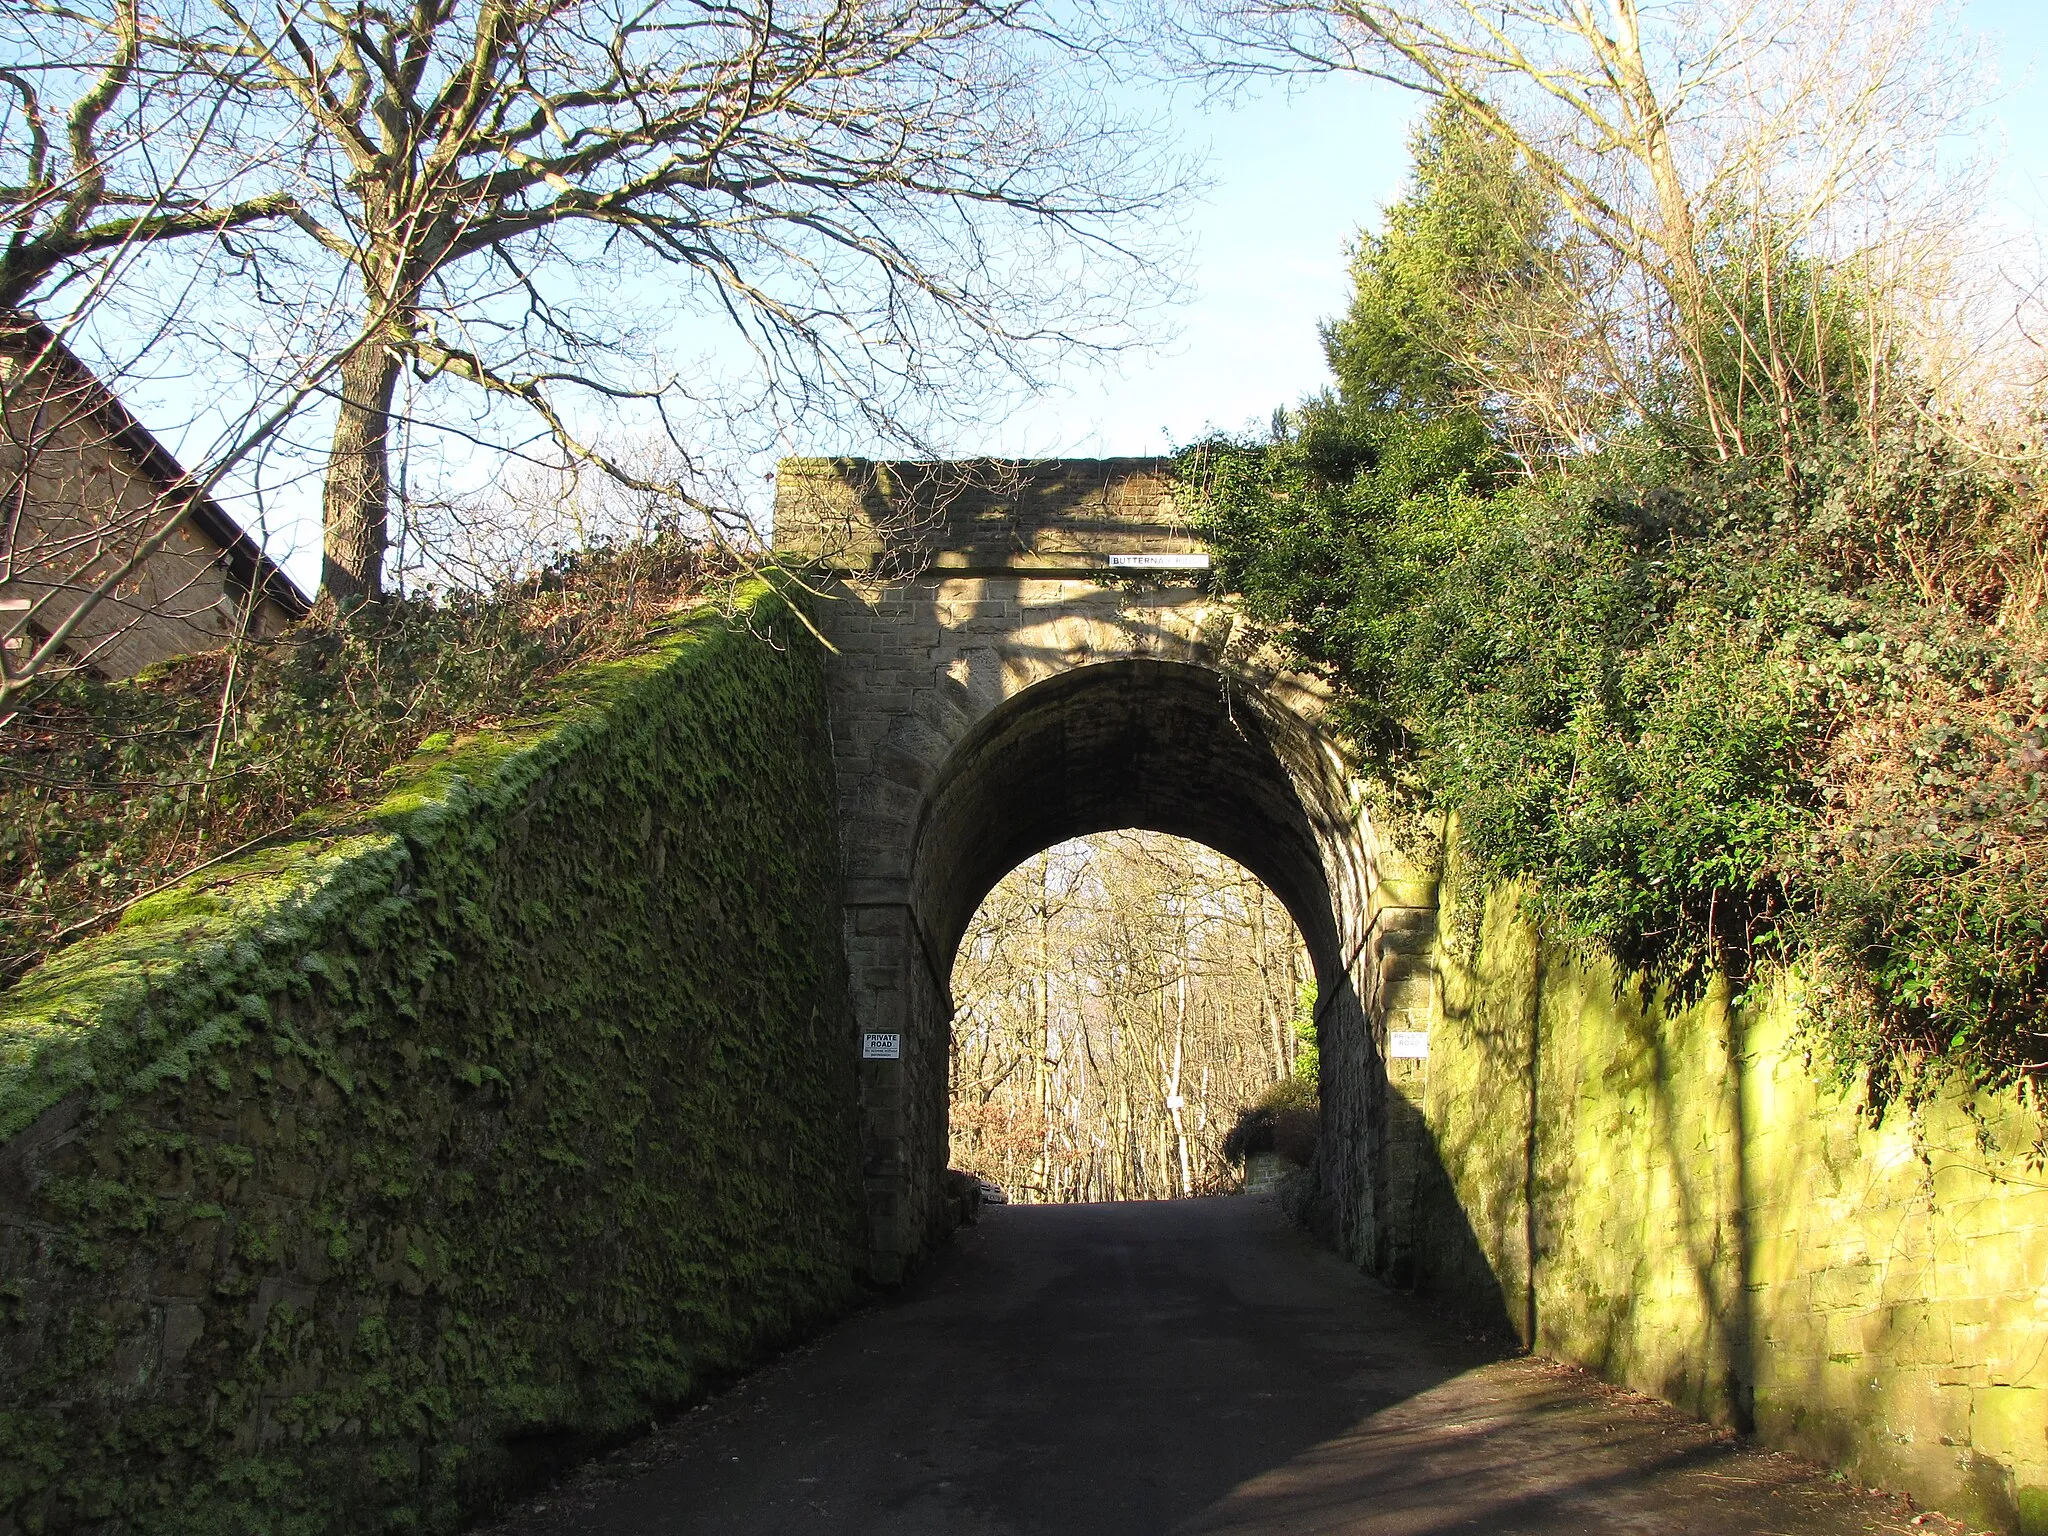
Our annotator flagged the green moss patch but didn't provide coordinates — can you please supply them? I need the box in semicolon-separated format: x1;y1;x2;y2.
0;583;863;1533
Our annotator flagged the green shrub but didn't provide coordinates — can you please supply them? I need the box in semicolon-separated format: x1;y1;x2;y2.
1179;105;2048;1110
1222;1076;1321;1167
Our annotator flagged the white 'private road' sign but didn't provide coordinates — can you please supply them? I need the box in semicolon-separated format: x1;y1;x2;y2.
862;1033;902;1060
1388;1030;1431;1060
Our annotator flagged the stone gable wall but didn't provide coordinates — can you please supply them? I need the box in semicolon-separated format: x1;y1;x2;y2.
0;336;302;679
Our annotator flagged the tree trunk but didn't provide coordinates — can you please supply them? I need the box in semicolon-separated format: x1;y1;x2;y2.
1603;0;1735;455
320;336;402;602
1253;889;1287;1081
1168;962;1191;1197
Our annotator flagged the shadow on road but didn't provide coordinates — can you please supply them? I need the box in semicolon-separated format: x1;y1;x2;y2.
468;1199;1921;1536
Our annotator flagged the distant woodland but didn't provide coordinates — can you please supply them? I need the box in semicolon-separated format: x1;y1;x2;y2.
948;832;1312;1202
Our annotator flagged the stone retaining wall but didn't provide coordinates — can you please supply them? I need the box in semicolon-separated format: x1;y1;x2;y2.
0;586;863;1535
1393;856;2048;1534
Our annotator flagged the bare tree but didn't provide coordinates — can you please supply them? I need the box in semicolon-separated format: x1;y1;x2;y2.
5;0;1187;603
0;0;291;305
949;831;1308;1204
1184;0;2005;462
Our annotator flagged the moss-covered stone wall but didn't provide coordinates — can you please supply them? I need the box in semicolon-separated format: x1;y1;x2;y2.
0;585;864;1534
1391;850;2048;1535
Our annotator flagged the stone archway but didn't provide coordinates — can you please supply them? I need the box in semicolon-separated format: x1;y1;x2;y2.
773;458;1440;1279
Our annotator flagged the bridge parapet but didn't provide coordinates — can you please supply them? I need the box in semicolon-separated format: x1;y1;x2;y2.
773;457;1205;575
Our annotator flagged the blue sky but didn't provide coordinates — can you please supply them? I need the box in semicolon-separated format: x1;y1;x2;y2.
972;0;2048;462
237;1;2048;589
969;74;1421;460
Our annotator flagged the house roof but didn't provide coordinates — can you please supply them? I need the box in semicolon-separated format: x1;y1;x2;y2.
2;312;312;620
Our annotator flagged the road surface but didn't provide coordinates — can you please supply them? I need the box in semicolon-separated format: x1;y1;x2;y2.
473;1197;1932;1535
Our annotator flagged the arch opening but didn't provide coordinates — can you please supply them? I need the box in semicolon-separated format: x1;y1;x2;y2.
869;657;1388;1268
909;659;1352;986
948;829;1316;1206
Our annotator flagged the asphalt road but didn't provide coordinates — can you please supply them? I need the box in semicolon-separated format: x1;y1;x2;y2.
473;1197;1934;1536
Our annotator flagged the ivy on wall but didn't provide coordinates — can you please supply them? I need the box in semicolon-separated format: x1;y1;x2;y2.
0;583;863;1534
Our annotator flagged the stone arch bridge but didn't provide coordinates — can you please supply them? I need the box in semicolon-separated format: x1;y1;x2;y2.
773;457;1440;1280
